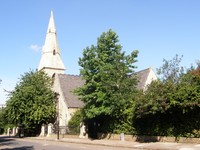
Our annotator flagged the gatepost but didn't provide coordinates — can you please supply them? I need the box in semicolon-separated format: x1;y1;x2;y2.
120;133;125;141
40;125;45;136
47;123;53;136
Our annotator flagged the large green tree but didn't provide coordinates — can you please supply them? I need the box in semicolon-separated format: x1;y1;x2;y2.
5;70;56;136
76;29;139;134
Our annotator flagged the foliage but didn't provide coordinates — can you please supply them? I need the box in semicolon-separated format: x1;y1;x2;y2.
68;109;84;134
196;60;200;68
157;54;184;83
0;109;5;126
0;108;7;134
134;56;200;137
5;70;56;136
76;29;139;134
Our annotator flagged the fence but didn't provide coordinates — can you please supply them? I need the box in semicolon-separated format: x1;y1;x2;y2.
51;125;80;135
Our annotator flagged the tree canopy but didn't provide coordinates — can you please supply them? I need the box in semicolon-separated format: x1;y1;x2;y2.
134;55;200;137
5;70;56;136
76;29;139;134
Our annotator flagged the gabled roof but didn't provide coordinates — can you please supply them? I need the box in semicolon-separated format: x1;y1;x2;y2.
58;74;84;108
58;68;156;108
135;68;157;90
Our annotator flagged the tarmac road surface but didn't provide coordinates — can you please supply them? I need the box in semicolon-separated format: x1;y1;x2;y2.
1;135;200;150
0;136;135;150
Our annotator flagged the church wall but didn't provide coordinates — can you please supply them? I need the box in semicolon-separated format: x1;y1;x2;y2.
59;94;69;126
53;74;68;126
144;68;157;90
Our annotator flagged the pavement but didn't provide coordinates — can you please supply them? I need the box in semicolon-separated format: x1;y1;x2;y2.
24;136;200;150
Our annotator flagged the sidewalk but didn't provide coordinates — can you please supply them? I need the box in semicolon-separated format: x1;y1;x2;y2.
27;136;200;150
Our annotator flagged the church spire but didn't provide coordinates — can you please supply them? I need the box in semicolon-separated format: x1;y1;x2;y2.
47;11;56;33
38;11;65;77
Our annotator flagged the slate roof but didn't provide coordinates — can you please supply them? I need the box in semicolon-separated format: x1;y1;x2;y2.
135;68;151;90
58;68;154;108
58;74;84;108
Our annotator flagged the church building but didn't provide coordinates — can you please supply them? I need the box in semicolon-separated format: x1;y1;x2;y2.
38;11;157;128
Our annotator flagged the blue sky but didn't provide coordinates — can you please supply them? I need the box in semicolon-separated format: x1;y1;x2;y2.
1;0;200;104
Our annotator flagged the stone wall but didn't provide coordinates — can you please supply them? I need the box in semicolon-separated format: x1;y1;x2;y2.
39;132;200;143
97;133;200;143
47;133;79;139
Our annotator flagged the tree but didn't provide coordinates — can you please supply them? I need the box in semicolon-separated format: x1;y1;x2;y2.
5;70;56;136
0;108;7;134
68;109;84;134
196;60;200;68
157;54;184;83
134;55;200;137
76;29;139;134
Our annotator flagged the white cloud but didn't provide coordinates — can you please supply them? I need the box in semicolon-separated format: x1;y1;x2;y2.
29;44;42;52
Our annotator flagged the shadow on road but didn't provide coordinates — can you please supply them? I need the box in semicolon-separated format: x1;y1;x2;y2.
0;136;34;150
1;146;34;150
0;136;15;146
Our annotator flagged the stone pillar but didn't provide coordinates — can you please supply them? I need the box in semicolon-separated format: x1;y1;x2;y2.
120;133;125;141
79;122;87;138
12;127;16;136
47;123;53;136
16;127;19;135
40;125;45;136
7;128;10;136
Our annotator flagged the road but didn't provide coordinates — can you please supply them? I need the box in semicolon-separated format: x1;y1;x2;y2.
0;136;133;150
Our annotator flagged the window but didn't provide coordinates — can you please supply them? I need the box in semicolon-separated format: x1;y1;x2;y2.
52;73;55;79
53;49;56;55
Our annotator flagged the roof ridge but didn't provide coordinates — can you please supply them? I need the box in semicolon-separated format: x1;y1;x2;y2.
136;67;151;74
66;74;81;77
58;74;81;77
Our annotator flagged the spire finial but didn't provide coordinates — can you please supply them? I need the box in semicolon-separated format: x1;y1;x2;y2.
51;10;53;18
47;10;56;33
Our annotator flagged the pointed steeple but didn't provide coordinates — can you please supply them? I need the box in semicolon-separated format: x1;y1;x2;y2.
38;11;65;77
47;11;56;33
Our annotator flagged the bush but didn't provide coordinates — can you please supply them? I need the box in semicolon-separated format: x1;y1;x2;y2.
68;109;84;134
